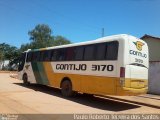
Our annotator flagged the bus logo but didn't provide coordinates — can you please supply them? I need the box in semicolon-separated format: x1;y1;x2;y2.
133;41;144;51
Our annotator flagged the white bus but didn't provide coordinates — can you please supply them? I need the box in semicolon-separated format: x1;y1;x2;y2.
18;34;148;96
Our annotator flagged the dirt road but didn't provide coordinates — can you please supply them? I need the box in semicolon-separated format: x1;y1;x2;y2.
0;73;160;117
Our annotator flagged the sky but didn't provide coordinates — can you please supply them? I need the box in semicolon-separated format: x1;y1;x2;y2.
0;0;160;48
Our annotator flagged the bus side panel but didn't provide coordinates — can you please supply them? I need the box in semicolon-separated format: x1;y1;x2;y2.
31;62;49;85
50;61;118;95
43;62;56;86
42;62;117;95
57;73;81;91
80;76;117;95
43;62;81;91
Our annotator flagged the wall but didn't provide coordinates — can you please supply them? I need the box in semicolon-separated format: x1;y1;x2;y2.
143;38;160;61
148;62;160;95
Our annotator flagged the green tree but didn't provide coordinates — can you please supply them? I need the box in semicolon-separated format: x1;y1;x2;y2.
0;43;20;62
0;51;3;63
20;43;32;52
28;24;53;49
53;35;71;46
0;43;21;70
0;52;2;59
0;43;10;61
0;44;4;61
5;46;20;62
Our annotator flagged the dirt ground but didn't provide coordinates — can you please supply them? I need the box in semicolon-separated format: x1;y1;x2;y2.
0;73;160;119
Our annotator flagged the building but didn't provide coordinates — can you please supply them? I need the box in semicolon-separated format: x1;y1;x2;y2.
141;34;160;95
0;60;9;70
141;34;160;61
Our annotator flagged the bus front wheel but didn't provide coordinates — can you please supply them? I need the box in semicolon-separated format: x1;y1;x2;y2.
61;80;74;97
22;73;30;85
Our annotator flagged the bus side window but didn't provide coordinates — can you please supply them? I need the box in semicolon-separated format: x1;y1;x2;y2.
74;46;84;61
95;43;106;60
31;52;36;62
39;51;45;62
26;52;33;62
50;50;56;61
84;45;95;60
47;50;52;61
36;52;40;61
106;41;119;60
43;50;51;61
66;47;74;61
56;49;66;61
43;51;47;61
32;51;40;62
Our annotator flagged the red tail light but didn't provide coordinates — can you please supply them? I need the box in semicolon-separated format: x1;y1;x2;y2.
120;67;125;78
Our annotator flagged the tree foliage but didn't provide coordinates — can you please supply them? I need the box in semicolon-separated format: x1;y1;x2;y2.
0;43;20;70
53;35;71;46
19;24;72;52
0;43;20;62
28;24;53;49
0;51;2;61
0;43;11;61
20;43;32;52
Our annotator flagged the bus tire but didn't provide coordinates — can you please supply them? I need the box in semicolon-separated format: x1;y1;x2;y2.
61;80;74;97
22;73;30;85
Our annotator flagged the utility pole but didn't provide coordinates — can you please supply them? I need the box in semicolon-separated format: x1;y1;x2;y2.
102;28;104;37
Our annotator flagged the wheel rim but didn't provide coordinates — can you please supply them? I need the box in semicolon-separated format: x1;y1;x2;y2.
61;80;73;97
63;83;70;92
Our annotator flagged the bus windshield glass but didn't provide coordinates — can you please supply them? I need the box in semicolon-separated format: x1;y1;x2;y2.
18;53;26;71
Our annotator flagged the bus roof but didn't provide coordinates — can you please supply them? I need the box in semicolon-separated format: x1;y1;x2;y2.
28;34;136;52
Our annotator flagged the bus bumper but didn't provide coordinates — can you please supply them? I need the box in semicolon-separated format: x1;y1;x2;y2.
116;87;148;96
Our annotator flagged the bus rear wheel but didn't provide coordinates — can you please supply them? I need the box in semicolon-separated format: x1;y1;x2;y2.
22;73;30;85
61;80;74;97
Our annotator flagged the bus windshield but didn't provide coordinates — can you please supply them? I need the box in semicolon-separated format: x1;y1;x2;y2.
18;53;26;72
